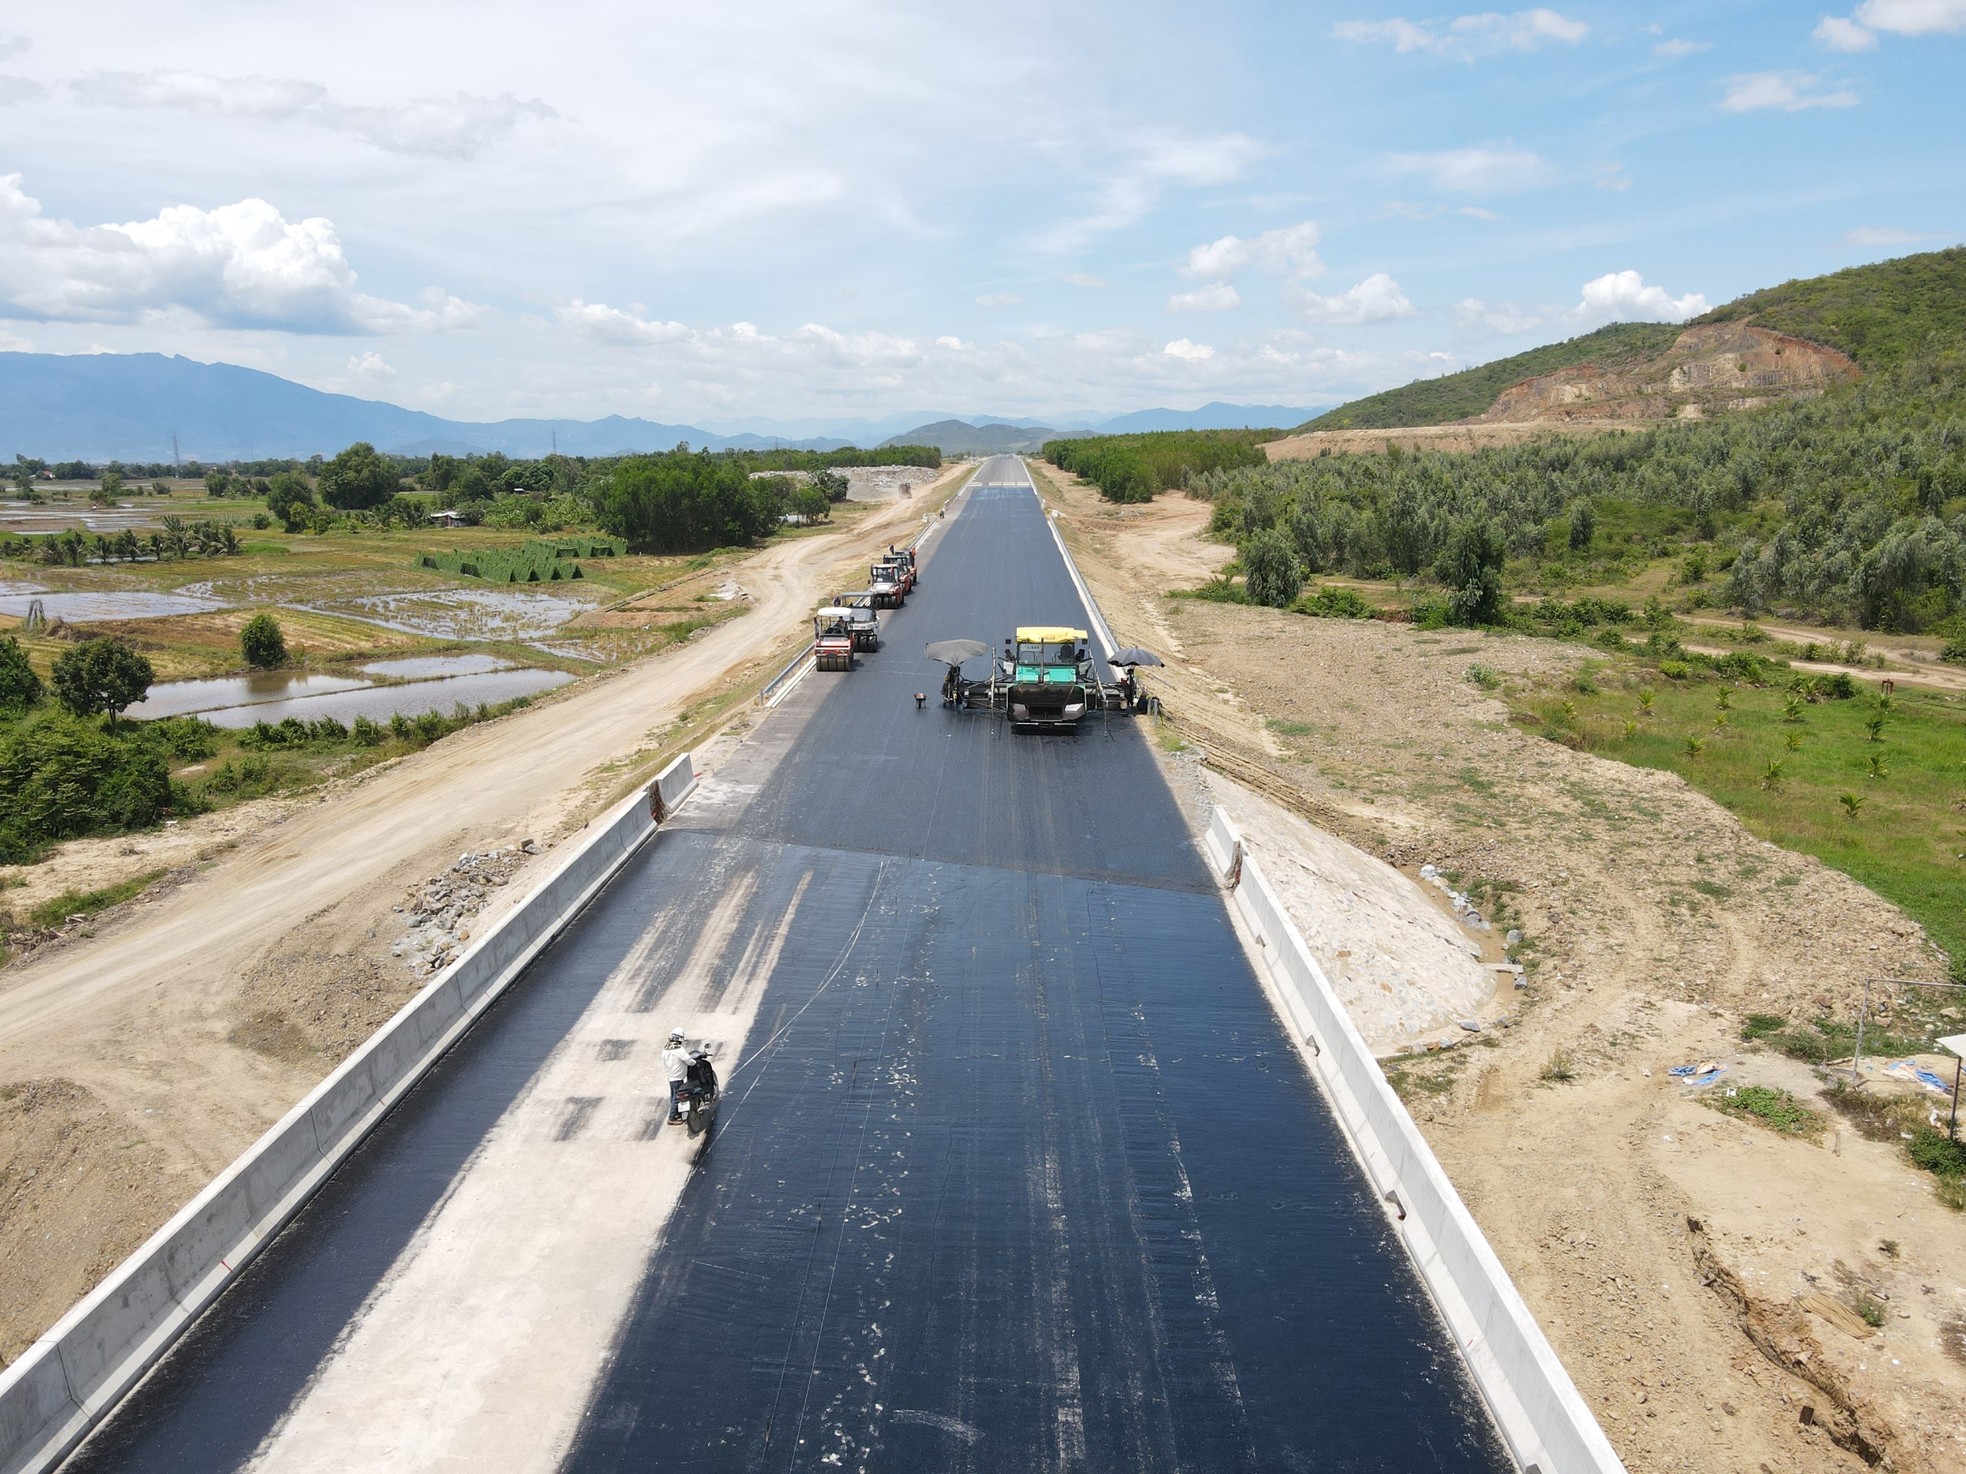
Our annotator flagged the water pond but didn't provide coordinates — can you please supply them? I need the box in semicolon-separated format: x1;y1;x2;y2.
128;672;372;721
146;667;575;729
0;586;226;622
359;654;511;680
298;588;597;641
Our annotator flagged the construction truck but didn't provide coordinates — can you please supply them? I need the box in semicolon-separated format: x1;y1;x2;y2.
868;565;906;609
828;591;882;651
812;608;856;671
928;627;1135;733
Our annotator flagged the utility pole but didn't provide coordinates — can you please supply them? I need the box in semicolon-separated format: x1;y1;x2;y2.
172;431;181;473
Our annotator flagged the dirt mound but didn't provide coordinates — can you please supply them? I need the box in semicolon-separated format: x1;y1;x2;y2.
1475;322;1857;425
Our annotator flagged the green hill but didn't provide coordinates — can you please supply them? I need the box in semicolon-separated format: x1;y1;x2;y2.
1295;246;1966;433
1296;322;1678;431
1693;244;1966;369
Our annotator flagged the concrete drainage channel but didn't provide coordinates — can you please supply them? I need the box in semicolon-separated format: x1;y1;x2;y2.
0;754;699;1474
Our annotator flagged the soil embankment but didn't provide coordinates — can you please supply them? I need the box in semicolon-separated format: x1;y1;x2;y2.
0;464;969;1364
1036;463;1966;1474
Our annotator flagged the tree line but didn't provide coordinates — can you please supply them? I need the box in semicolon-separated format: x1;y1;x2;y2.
1043;431;1271;504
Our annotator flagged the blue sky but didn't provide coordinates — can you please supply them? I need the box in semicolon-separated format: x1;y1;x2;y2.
0;0;1960;431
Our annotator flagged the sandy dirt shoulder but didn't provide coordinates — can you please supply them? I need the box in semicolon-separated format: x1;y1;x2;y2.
0;466;968;1364
1036;461;1966;1474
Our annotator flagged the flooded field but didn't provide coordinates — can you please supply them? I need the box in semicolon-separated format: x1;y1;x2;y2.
129;666;575;728
359;654;511;680
127;672;371;720
0;583;227;621
296;588;598;641
0;502;162;533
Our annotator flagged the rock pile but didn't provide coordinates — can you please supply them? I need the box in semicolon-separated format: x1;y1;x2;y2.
391;840;539;974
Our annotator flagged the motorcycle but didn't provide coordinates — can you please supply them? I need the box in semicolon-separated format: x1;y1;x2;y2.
675;1050;720;1137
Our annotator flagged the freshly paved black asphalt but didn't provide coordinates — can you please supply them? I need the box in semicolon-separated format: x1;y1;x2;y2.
68;459;1512;1473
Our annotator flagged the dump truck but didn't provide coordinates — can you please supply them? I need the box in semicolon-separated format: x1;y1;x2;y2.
829;591;882;651
813;608;856;671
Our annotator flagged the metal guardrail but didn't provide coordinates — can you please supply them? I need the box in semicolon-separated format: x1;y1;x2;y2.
758;650;815;707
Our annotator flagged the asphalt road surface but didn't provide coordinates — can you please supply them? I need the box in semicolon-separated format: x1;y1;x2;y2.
69;458;1511;1473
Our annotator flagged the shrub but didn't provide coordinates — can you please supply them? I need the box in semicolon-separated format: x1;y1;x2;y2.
1242;529;1303;608
240;612;287;669
1300;584;1375;619
351;715;384;746
1658;659;1689;680
142;716;218;761
1908;1129;1966;1178
0;717;175;862
0;634;42;714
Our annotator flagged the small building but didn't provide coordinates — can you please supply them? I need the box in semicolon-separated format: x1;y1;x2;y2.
430;509;468;528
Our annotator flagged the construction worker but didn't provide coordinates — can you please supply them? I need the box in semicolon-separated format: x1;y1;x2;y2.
663;1029;692;1123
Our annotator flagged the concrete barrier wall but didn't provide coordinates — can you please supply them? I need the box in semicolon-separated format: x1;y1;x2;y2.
1204;807;1626;1474
0;753;697;1474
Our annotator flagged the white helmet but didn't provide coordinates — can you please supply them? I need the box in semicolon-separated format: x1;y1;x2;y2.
668;1029;685;1044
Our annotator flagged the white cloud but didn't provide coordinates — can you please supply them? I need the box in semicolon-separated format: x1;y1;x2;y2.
0;173;482;333
974;292;1022;308
1061;273;1107;288
1378;200;1501;220
934;334;966;349
1163;338;1215;361
1181;220;1323;281
555;299;690;346
1576;270;1708;324
1653;38;1710;56
1813;15;1879;49
1855;0;1966;34
1333;9;1587;59
1846;225;1928;244
1290;272;1415;325
1;73;47;104
1457;297;1547;334
1593;162;1631;191
1386;145;1555;194
1033;131;1264;253
70;70;555;159
1167;282;1242;312
1721;71;1860;111
347;350;396;380
0;35;27;60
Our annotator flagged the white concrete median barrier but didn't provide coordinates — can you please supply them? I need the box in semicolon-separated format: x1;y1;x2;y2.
0;753;697;1474
1204;806;1625;1474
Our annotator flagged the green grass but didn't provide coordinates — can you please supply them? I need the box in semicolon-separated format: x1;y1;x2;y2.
1697;245;1966;369
1517;667;1966;978
1710;1083;1823;1135
27;870;168;929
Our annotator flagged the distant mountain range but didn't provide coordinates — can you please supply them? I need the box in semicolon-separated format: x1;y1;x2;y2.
0;352;1323;462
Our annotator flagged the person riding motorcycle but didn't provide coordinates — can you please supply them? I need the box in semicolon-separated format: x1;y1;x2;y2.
662;1029;692;1123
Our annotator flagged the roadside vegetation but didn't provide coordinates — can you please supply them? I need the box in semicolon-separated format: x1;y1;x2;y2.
1041;430;1272;503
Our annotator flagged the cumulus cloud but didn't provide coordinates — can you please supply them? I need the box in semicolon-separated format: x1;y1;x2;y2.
1813;15;1879;49
347;350;397;380
1386;146;1554;194
1721;71;1860;111
70;69;554;158
0;173;481;333
1167;282;1242;312
1817;0;1966;48
1576;270;1708;324
1290;273;1415;325
1182;221;1323;281
1333;9;1587;59
1163;338;1215;361
556;299;690;346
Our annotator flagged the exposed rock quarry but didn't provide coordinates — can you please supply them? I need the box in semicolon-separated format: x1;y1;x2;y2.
1473;322;1858;425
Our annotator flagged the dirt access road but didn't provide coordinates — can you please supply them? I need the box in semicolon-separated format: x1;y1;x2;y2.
1036;462;1966;1474
0;465;967;1364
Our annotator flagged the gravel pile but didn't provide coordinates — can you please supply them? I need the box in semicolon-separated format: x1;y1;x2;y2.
391;840;539;974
